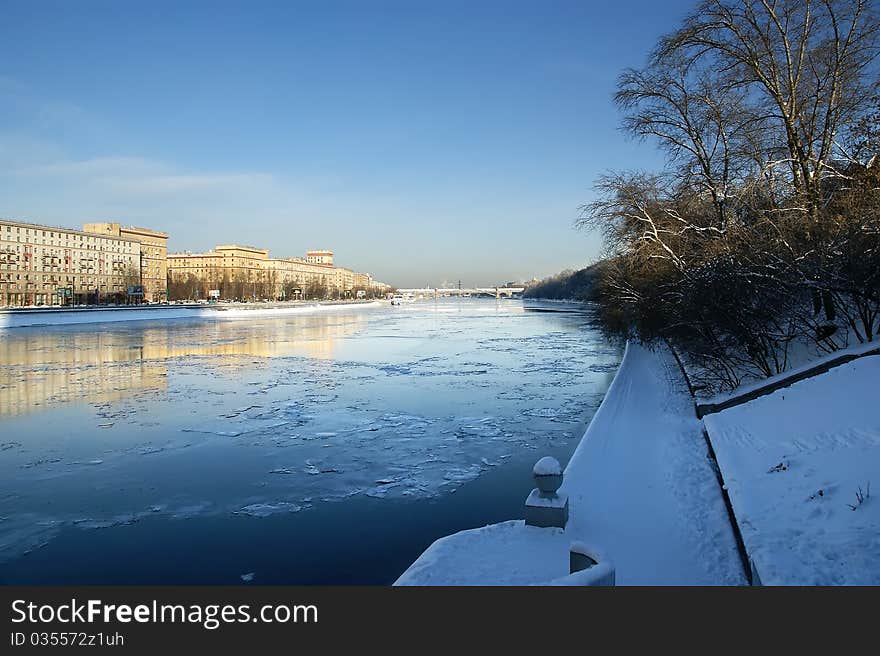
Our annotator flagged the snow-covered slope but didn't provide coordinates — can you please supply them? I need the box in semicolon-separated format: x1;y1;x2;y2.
704;355;880;585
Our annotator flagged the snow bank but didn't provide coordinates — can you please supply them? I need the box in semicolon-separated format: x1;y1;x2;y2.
210;301;381;319
698;340;880;406
0;301;383;329
0;306;209;328
395;521;571;586
704;354;880;584
396;342;747;585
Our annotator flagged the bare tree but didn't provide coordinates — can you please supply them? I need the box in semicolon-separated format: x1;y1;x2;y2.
580;0;880;392
660;0;880;215
617;51;759;227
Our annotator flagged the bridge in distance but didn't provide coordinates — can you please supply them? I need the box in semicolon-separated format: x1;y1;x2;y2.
396;287;525;298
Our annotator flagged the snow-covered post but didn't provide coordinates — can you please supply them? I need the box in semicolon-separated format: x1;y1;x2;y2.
524;456;569;528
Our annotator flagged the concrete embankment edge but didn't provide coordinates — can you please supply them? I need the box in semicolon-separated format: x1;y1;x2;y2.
0;300;384;329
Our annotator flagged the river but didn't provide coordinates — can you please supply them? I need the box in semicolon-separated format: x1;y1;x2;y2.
0;298;620;584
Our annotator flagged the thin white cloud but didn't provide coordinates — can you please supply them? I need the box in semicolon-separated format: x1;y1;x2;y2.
13;155;163;178
0;135;67;170
10;153;277;199
104;173;277;197
1;75;105;143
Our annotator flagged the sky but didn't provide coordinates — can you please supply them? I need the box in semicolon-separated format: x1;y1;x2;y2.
0;0;695;287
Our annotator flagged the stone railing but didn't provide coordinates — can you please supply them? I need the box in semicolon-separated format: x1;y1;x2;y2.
543;542;616;586
525;456;615;586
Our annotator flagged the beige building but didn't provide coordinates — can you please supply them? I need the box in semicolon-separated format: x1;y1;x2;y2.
83;223;168;302
168;244;386;301
0;219;389;307
306;250;334;265
167;245;274;300
0;218;141;307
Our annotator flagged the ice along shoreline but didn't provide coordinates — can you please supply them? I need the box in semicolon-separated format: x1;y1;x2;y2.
0;300;384;329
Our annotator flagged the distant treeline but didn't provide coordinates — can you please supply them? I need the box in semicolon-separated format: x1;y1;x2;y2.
523;263;604;302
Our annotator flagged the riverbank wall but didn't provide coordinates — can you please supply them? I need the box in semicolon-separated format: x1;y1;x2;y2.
0;300;384;329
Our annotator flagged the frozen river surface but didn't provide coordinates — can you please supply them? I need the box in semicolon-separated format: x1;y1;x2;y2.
0;299;620;584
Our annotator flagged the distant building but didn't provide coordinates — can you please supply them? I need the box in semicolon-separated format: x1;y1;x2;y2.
167;244;387;301
306;250;334;266
0;218;141;306
83;223;168;302
0;217;388;306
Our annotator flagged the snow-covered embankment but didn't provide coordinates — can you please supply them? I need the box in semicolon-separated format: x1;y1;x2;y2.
396;342;746;585
703;354;880;585
0;301;383;329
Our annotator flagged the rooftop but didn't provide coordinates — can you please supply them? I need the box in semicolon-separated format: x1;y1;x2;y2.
1;218;140;243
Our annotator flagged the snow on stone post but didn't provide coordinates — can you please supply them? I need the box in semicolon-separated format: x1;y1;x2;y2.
524;456;569;528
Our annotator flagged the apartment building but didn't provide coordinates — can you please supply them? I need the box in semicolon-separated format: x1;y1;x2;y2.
306;250;334;265
0;219;141;307
83;223;168;302
167;245;273;299
168;244;385;300
0;218;385;306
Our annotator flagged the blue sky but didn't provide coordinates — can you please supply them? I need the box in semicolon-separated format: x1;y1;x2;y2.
0;0;694;286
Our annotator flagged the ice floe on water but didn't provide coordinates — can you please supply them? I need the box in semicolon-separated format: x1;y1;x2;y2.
72;514;142;529
0;301;622;565
235;502;305;518
170;503;214;520
181;410;293;436
0;516;63;560
520;407;581;423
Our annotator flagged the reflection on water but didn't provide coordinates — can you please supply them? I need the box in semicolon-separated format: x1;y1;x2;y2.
0;299;621;584
0;313;367;416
